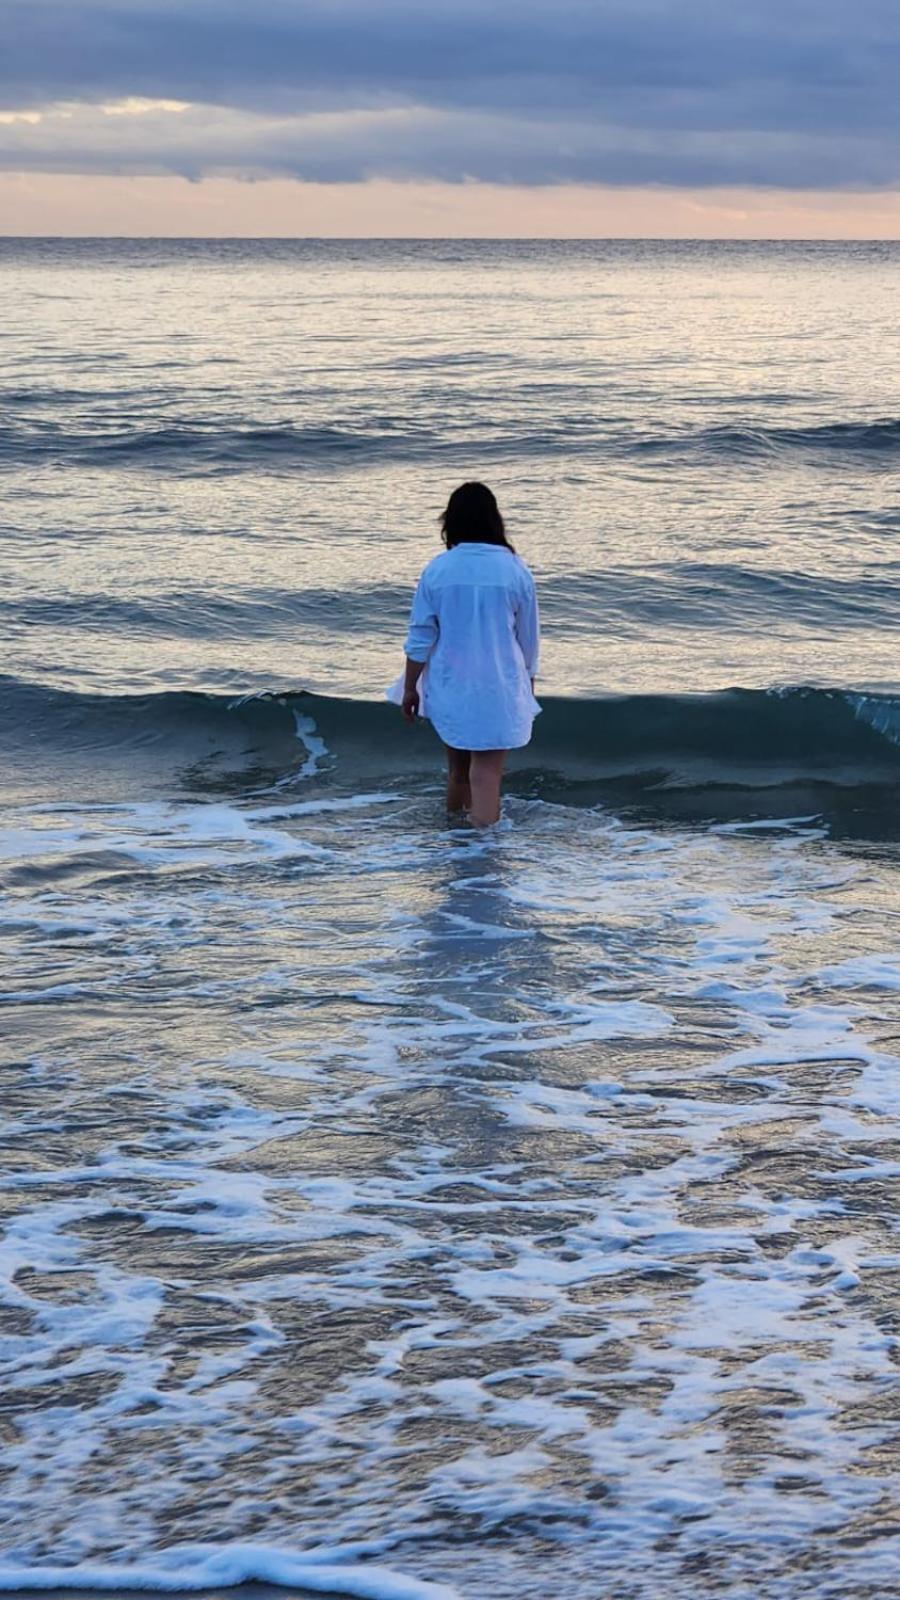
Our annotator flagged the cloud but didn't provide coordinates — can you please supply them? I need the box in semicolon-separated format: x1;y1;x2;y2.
2;1;900;189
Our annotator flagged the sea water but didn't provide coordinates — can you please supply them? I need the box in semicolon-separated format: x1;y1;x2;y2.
1;239;899;1599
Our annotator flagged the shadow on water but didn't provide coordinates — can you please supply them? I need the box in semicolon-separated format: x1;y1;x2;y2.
507;767;900;847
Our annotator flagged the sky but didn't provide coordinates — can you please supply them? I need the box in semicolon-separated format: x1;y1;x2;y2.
2;0;900;237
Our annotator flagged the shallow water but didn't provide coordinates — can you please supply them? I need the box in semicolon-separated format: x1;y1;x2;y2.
3;788;900;1598
1;240;899;1599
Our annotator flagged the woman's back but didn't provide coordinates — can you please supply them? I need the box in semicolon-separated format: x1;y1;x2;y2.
418;542;533;655
407;542;540;752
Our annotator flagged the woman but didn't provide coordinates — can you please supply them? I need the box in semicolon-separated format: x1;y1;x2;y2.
390;482;540;827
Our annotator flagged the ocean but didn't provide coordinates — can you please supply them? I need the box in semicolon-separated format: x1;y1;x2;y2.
1;238;899;1600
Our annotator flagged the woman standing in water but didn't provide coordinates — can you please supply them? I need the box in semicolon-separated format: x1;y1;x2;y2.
391;482;541;826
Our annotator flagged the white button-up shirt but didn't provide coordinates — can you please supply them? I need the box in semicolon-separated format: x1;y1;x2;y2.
390;542;541;751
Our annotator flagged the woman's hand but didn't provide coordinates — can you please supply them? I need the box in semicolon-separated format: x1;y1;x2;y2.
401;655;425;722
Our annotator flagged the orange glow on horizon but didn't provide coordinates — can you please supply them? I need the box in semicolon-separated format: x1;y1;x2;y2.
1;173;900;239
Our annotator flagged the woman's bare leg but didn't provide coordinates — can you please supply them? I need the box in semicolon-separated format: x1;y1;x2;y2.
469;750;506;827
445;746;471;815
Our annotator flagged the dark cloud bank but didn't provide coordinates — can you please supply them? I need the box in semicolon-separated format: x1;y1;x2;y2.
3;0;900;187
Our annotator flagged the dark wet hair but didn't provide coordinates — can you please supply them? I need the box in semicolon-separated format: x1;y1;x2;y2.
440;482;514;550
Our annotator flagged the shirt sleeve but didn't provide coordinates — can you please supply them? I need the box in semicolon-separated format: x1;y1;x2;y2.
514;571;540;677
404;572;439;662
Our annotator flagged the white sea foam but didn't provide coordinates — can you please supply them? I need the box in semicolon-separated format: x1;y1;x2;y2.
292;711;329;778
0;1545;459;1600
816;953;900;991
2;791;899;1597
